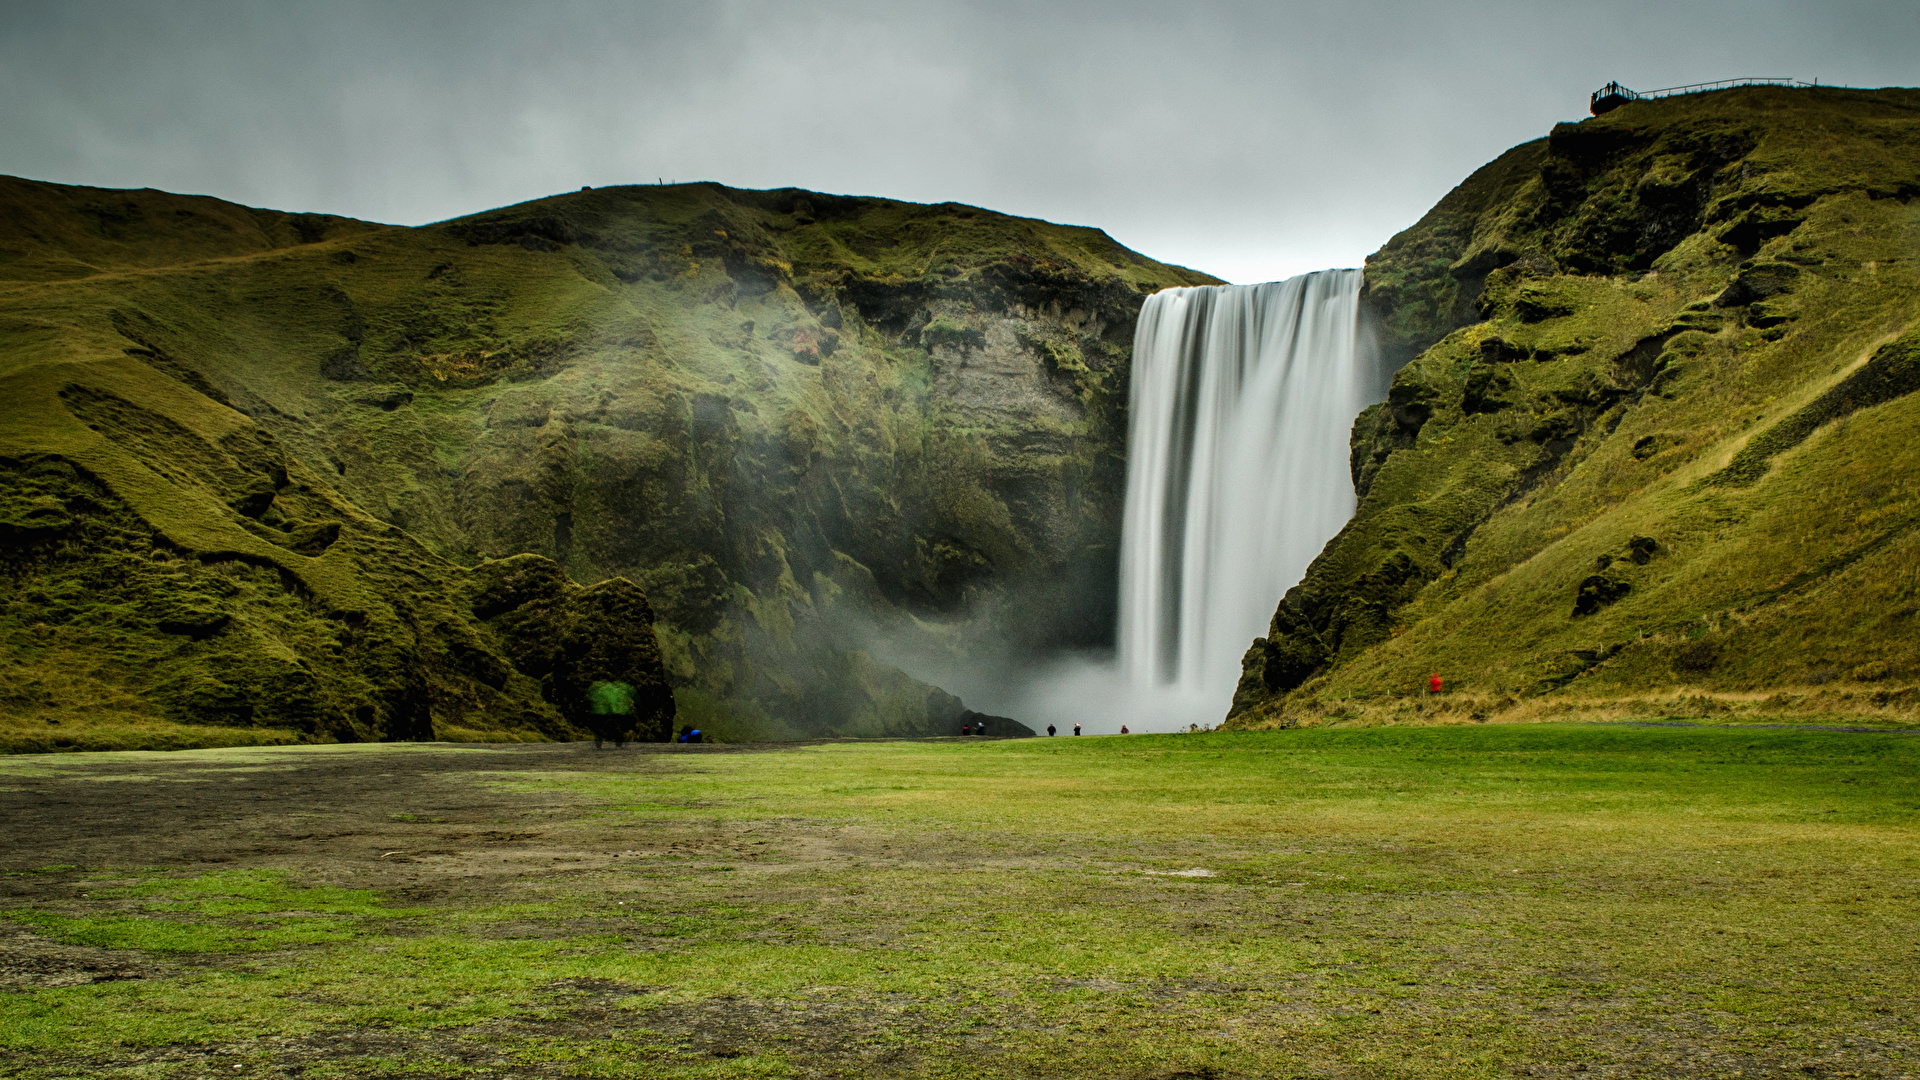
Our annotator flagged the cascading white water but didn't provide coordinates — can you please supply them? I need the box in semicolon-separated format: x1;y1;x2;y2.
1116;269;1383;712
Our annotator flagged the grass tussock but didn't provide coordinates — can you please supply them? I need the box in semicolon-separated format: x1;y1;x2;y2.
0;709;306;754
1238;683;1920;731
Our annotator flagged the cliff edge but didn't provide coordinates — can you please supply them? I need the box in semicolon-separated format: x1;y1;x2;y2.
1230;85;1920;728
0;178;1213;749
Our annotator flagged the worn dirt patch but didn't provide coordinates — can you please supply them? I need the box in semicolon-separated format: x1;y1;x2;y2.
4;734;1917;1079
0;920;164;990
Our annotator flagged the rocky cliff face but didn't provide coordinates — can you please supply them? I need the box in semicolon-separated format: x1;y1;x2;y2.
0;178;1212;749
1231;85;1920;726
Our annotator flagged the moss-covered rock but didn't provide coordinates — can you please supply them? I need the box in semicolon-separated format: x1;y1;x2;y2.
1231;85;1920;727
0;177;1213;747
0;455;520;744
472;556;675;745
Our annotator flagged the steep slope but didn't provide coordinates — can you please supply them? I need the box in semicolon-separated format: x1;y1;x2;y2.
1231;85;1920;727
0;178;1213;749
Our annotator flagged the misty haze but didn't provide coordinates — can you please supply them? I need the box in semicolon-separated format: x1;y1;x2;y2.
2;3;1918;1077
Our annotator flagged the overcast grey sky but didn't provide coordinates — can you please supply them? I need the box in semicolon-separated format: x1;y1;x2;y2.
2;1;1913;282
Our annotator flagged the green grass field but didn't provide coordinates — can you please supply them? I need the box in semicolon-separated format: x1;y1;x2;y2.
3;726;1917;1077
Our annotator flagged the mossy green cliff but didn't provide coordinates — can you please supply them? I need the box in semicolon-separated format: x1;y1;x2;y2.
1231;85;1920;728
0;177;1213;749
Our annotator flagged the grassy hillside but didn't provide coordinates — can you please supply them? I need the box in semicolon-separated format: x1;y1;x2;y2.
0;177;1213;750
1231;85;1920;728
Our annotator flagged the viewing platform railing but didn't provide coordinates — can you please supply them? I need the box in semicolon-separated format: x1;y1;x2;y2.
1590;77;1822;115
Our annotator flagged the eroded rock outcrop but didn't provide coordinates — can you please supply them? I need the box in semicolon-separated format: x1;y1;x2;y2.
471;555;676;745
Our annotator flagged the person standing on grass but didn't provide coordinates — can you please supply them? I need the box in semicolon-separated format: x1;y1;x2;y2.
1120;725;1130;734
1073;723;1081;736
1047;724;1056;736
1429;672;1443;695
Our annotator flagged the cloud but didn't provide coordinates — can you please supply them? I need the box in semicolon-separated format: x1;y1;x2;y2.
2;0;1913;281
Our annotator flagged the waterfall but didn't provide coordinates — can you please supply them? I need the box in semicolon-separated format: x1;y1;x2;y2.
1115;269;1383;710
